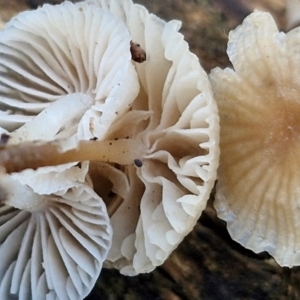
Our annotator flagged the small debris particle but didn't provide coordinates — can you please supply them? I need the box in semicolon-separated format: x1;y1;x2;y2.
130;41;146;63
90;137;98;141
0;133;10;145
134;159;143;167
109;142;112;145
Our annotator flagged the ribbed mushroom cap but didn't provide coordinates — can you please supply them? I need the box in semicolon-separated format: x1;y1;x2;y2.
0;1;139;143
0;174;111;300
210;11;300;267
86;0;220;275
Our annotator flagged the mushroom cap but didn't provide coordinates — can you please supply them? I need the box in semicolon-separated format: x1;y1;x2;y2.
0;174;112;299
86;0;220;275
210;11;300;267
0;1;139;142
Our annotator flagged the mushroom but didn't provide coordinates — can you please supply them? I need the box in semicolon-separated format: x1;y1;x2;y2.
79;0;219;275
0;2;139;143
210;11;300;267
0;0;140;298
0;175;112;300
0;0;219;282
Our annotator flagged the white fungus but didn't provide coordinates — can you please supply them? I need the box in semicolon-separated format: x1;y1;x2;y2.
0;1;219;295
85;0;220;275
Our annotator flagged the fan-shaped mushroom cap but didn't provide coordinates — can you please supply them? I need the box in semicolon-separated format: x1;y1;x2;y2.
210;11;300;267
85;0;220;275
0;173;111;299
0;1;139;142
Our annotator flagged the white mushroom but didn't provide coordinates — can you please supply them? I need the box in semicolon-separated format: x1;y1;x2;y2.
0;1;141;298
84;0;220;275
0;176;111;300
210;11;300;267
0;1;139;142
0;0;219;282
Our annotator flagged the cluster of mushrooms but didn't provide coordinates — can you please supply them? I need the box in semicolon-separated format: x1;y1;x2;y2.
0;0;299;299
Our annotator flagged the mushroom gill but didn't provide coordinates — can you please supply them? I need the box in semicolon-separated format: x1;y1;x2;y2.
0;1;139;141
210;11;300;267
83;0;219;275
0;176;112;300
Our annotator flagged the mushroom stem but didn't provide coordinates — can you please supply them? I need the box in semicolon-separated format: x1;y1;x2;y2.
0;138;146;174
